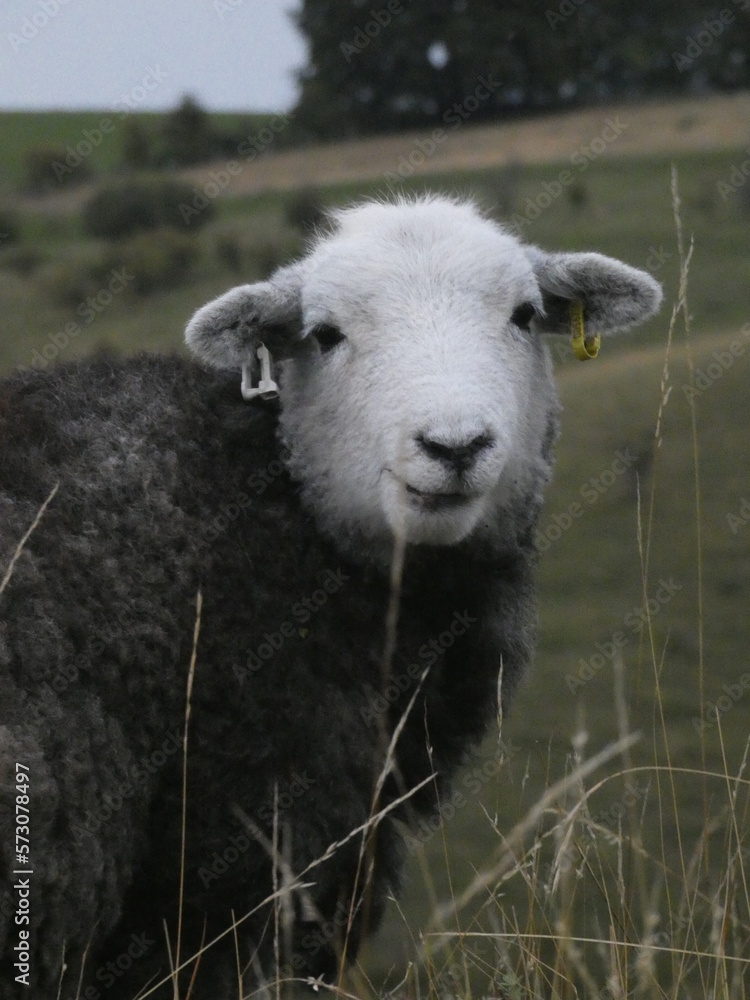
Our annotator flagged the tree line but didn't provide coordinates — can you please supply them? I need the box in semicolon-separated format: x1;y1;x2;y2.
291;0;750;138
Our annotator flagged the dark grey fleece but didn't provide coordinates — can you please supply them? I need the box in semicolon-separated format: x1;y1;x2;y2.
0;353;548;998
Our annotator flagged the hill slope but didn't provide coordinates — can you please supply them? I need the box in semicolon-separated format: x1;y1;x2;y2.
183;91;750;196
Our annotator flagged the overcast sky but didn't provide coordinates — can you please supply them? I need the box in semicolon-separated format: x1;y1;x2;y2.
0;0;306;112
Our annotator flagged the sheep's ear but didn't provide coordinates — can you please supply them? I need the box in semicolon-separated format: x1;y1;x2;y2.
185;263;304;369
525;247;663;336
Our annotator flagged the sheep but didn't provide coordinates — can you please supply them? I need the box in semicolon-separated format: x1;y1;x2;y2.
0;195;662;998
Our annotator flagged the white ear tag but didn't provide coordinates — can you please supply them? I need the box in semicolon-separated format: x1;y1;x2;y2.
241;344;279;401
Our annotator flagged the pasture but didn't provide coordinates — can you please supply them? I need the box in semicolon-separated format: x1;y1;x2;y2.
1;92;749;996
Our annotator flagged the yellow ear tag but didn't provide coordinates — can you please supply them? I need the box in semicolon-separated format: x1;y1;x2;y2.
570;301;600;360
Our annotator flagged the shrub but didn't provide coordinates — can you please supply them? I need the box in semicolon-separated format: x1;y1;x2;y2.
42;253;110;308
215;233;244;274
687;177;718;218
0;245;45;277
159;95;216;167
566;178;589;212
82;177;215;240
120;117;156;171
284;188;326;235
42;228;199;306
23;143;95;193
105;229;199;295
0;208;21;246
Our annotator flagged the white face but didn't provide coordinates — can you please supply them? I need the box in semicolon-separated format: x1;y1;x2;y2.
278;200;556;554
186;196;662;556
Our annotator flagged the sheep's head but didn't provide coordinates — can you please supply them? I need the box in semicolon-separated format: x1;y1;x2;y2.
186;197;661;557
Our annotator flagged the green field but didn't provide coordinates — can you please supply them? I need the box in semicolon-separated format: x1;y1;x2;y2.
0;108;287;190
1;109;749;997
2;142;749;374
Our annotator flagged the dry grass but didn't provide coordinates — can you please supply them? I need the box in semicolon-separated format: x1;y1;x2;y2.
0;481;58;595
17;91;750;218
181;92;750;200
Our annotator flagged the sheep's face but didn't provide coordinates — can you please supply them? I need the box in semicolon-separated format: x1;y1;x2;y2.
185;197;662;557
280;202;549;549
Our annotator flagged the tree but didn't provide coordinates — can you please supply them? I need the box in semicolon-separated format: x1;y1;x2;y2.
159;95;216;166
121;117;154;171
292;0;750;139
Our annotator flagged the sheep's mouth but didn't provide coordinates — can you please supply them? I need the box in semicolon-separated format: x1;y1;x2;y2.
404;484;476;513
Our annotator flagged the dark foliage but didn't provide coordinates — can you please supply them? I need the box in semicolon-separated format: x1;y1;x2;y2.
0;354;539;996
293;0;750;138
82;176;215;240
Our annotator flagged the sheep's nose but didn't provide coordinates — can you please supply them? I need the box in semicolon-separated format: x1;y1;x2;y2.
416;431;495;473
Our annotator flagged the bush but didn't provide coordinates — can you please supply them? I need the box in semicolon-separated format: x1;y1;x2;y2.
0;208;21;246
0;245;45;277
215;233;244;274
120;117;156;171
42;252;111;308
82;177;215;240
566;178;589;212
23;143;95;194
42;228;199;306
284;188;326;235
159;95;216;167
105;229;199;295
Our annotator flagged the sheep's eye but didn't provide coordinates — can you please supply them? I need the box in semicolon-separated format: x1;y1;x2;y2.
311;323;346;353
510;302;537;332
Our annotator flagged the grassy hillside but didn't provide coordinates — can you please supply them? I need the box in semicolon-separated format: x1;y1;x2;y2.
180;90;750;197
0;109;285;190
1;98;749;995
2;145;749;374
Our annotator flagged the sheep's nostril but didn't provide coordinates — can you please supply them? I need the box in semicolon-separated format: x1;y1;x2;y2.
416;431;495;472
